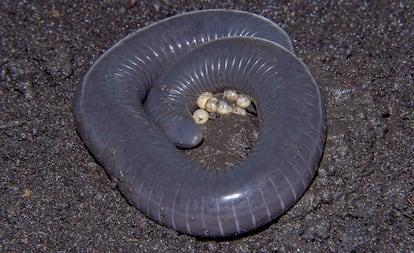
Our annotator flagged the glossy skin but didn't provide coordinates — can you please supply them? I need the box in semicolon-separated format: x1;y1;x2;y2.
74;10;326;238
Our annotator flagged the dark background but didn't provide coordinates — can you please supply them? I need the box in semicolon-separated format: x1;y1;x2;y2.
1;1;412;251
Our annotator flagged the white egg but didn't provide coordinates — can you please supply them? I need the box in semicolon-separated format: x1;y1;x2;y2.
192;109;209;124
232;107;247;116
217;100;232;115
223;90;238;102
197;92;213;109
236;94;251;108
205;97;219;113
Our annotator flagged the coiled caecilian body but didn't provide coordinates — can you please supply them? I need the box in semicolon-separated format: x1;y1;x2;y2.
74;10;326;238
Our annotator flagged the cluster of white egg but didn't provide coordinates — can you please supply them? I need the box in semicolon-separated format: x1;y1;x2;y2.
192;90;252;124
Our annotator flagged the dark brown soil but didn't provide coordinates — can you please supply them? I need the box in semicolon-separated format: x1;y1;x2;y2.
181;111;259;170
1;1;412;252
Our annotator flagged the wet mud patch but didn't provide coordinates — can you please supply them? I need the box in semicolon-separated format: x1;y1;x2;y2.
180;112;260;170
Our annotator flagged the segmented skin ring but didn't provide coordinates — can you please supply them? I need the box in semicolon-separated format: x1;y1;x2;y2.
74;9;326;238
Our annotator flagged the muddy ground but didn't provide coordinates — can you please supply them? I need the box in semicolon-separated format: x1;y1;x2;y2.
1;1;413;252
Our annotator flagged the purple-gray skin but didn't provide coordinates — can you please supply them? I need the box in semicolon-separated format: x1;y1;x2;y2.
74;9;326;238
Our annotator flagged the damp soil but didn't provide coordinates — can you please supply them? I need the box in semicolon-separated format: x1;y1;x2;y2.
181;111;260;170
1;0;413;252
